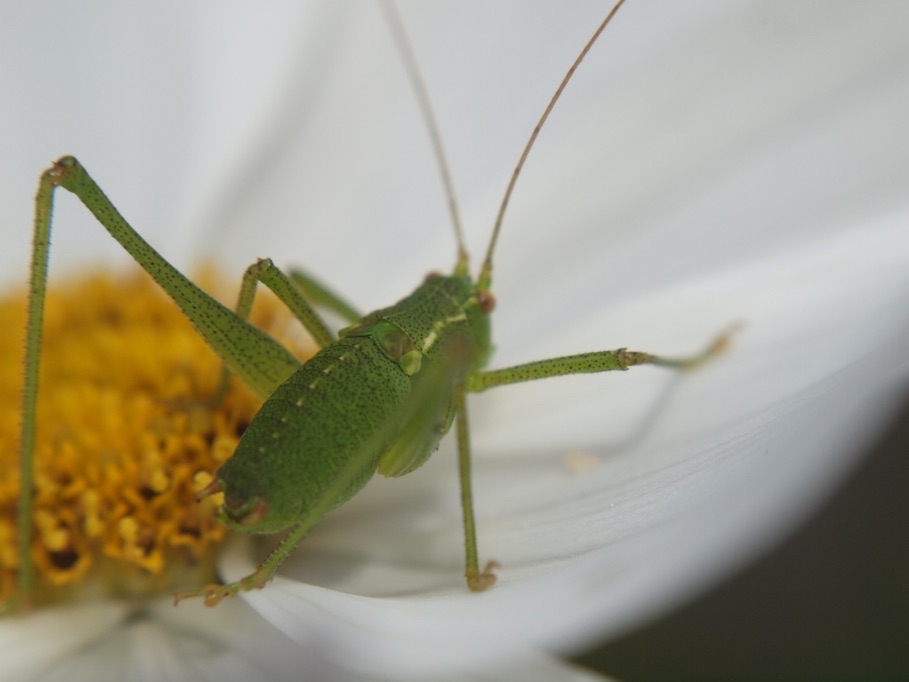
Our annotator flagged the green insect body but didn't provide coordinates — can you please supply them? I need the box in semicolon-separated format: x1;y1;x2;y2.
13;0;733;609
217;273;491;536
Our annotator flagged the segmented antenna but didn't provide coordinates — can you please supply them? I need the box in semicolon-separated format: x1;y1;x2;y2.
478;0;626;291
379;0;470;274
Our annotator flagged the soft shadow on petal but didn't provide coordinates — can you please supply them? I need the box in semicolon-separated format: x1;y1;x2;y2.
1;602;129;681
2;595;315;682
222;545;615;681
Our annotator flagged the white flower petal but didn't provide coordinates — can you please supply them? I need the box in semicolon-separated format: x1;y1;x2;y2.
221;542;613;681
0;0;317;277
2;0;908;679
1;602;129;680
3;597;321;682
211;0;909;673
223;211;907;671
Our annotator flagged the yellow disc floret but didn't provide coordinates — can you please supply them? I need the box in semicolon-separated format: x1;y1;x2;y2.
0;268;313;608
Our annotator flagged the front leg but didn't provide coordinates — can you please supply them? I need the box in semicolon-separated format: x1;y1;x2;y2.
467;326;736;393
173;519;312;607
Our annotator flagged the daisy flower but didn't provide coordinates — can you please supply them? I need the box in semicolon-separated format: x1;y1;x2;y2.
1;1;907;679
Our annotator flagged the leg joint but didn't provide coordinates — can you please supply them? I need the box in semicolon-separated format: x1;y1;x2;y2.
615;347;630;370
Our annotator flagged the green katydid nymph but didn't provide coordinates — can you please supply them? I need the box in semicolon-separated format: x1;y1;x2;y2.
14;0;732;609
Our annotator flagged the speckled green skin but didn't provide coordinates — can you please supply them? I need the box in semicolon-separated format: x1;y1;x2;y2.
216;273;492;534
27;149;728;607
24;157;504;607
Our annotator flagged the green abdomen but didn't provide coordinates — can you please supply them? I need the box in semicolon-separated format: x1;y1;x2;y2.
220;336;411;529
217;273;489;532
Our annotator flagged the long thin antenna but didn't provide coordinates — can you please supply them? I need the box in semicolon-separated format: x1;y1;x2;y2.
478;0;626;291
379;0;469;273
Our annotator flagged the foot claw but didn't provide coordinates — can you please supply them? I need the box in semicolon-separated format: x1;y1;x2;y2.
466;560;501;592
173;582;236;607
173;572;271;607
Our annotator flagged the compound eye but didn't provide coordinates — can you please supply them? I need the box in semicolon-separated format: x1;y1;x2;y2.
477;290;495;313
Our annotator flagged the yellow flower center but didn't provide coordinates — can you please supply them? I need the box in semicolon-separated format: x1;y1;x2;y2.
0;268;313;608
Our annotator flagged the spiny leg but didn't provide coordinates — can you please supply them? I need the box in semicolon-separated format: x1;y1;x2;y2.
208;260;354;404
449;327;734;594
467;326;736;393
36;157;301;400
15;157;305;609
173;518;313;607
453;384;499;591
238;259;336;349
